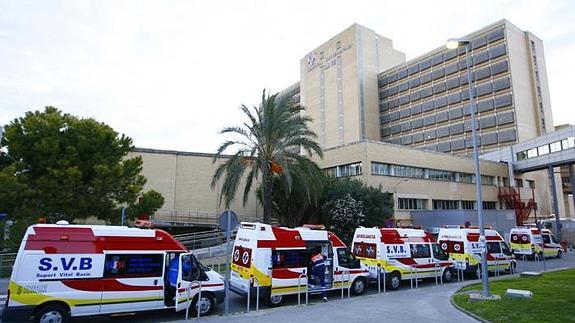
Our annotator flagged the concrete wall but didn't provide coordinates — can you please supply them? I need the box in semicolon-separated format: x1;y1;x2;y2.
130;148;262;220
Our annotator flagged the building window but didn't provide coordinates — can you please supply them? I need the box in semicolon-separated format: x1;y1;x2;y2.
398;198;427;210
325;162;362;178
527;180;536;189
538;145;550;156
550;141;562;153
391;164;425;178
458;173;475;184
515;179;524;188
371;162;390;176
483;201;497;210
433;200;459;210
481;175;496;186
427;169;456;182
461;200;476;210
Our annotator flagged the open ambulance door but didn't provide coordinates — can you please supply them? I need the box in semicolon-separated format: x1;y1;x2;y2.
175;252;201;312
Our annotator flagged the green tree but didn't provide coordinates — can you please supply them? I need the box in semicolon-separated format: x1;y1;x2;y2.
265;157;324;227
212;90;323;224
322;178;394;229
326;193;365;244
125;190;165;224
0;107;164;228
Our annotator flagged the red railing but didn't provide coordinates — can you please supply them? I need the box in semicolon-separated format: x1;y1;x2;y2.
498;187;537;226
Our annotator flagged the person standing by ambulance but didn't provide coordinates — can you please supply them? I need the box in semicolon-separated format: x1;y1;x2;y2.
310;247;328;301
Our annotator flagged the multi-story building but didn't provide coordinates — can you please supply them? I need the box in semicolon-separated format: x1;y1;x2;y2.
299;24;405;149
377;20;553;155
132;19;563;226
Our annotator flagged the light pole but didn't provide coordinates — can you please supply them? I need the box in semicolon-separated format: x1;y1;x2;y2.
446;38;490;297
392;179;409;225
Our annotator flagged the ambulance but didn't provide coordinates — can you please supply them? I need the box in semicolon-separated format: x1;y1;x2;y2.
352;227;454;290
2;222;225;322
229;222;369;306
509;227;562;259
437;227;516;277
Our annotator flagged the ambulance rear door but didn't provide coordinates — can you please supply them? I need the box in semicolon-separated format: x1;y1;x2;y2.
175;252;201;312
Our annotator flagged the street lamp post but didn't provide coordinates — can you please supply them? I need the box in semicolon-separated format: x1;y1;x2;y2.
446;38;490;298
392;179;409;226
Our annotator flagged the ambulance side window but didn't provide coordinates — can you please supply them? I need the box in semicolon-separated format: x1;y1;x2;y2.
410;244;430;258
272;250;307;269
542;235;551;244
104;254;164;278
486;242;501;254
337;248;360;268
431;243;449;261
501;242;512;256
551;235;558;244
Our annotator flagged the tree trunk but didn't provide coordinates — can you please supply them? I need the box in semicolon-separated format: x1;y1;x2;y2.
263;167;273;224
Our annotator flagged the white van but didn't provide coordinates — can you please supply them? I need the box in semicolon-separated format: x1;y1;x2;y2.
352;227;454;290
437;227;516;277
229;222;369;306
509;227;562;259
2;223;225;322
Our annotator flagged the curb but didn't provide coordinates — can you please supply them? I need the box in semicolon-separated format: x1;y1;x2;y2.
450;288;490;323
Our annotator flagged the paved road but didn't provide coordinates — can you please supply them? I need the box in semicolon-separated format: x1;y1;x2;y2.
1;252;573;322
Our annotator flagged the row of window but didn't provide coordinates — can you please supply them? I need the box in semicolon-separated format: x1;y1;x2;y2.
381;109;515;138
380;75;511;116
371;162;497;185
398;198;498;211
379;27;505;86
324;162;362;178
379;60;509;104
516;137;575;161
383;128;518;153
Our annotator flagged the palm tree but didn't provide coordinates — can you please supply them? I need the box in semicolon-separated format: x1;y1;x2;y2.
211;90;323;224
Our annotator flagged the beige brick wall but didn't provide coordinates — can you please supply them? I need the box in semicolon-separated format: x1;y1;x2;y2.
130;149;262;220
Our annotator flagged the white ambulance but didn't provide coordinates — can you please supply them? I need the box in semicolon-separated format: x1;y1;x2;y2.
2;223;225;322
437;227;515;277
229;222;369;306
351;227;454;290
509;227;562;259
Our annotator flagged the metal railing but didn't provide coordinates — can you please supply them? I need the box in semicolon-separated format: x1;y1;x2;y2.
376;265;386;294
185;281;202;320
297;272;308;306
339;270;351;300
151;210;265;227
174;229;237;250
410;265;419;289
246;276;261;312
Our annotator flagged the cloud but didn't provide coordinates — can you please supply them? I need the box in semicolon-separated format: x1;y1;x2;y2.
0;0;573;152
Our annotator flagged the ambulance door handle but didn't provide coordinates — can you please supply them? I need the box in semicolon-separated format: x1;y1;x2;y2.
153;279;158;286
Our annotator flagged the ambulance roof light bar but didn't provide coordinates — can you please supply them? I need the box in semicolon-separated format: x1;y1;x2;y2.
301;224;325;230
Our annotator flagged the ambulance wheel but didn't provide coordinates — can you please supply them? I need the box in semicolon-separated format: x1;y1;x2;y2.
35;303;70;323
537;252;544;261
351;277;367;295
557;250;563;259
192;293;215;316
267;294;283;307
388;271;401;290
442;268;453;283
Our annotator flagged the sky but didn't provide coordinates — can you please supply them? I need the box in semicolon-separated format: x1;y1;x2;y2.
0;0;574;153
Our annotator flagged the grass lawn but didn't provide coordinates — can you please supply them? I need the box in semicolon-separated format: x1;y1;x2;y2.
453;268;575;323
